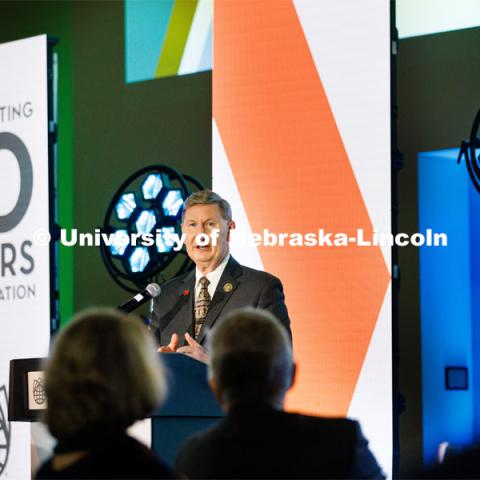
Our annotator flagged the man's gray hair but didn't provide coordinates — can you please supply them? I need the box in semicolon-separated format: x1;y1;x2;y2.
208;307;293;405
182;190;232;222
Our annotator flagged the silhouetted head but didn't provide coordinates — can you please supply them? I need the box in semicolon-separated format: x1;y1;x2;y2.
44;308;166;442
208;307;294;410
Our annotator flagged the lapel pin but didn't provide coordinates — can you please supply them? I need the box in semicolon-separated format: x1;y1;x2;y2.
223;283;233;293
183;289;190;296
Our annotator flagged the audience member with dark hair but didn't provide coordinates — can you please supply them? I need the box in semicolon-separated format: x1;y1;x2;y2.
176;307;385;479
36;308;174;479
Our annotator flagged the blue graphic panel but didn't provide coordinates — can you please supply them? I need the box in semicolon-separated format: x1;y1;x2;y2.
125;0;174;84
418;148;480;465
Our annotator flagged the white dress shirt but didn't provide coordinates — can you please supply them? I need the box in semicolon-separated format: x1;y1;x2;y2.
195;254;230;301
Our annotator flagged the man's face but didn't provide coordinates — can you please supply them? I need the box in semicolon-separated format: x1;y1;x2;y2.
182;203;233;273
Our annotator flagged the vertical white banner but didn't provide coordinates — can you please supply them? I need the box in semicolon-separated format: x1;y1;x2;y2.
0;35;51;479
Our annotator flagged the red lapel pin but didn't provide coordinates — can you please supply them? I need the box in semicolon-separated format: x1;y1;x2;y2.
183;289;190;296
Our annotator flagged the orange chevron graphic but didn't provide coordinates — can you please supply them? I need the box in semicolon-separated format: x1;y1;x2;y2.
214;0;390;415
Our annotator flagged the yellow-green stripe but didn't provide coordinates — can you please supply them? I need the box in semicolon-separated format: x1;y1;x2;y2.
155;0;198;77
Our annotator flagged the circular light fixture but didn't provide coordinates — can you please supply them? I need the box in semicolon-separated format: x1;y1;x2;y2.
101;165;204;292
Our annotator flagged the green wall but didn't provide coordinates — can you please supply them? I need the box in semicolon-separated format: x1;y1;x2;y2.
71;1;211;312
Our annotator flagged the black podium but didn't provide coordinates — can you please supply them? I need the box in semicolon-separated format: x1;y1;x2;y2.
8;354;223;468
154;353;223;466
8;353;223;466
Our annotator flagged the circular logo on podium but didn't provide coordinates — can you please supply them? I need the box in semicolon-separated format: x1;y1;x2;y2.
33;377;46;405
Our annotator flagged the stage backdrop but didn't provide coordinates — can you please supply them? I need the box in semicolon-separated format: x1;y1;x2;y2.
0;35;51;478
213;0;392;475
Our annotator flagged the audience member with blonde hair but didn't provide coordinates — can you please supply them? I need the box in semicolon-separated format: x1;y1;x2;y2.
36;308;174;479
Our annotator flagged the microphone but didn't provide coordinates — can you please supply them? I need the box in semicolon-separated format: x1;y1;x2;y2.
118;283;161;313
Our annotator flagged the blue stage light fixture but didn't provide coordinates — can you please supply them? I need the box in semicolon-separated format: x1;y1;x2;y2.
115;193;136;220
156;226;176;253
162;189;184;217
129;247;150;273
142;173;163;200
135;209;156;235
110;229;130;256
101;165;204;292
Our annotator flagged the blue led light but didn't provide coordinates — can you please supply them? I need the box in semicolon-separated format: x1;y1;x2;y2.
110;229;130;256
162;190;184;217
156;226;176;253
115;193;136;220
142;174;163;200
135;209;156;235
129;247;150;273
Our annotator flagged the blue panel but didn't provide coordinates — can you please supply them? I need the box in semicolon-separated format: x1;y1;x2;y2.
125;0;174;84
418;148;474;465
469;176;480;442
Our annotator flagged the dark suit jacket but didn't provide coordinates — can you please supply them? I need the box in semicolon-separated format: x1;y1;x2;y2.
175;404;385;479
151;256;291;346
36;432;174;479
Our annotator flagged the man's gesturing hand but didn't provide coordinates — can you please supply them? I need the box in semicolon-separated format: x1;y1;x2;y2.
176;333;209;364
157;333;180;353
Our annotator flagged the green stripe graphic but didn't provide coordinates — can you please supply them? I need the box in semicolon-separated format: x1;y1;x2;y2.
155;0;198;78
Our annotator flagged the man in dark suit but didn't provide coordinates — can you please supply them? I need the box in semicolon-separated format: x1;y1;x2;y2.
175;308;385;479
151;190;290;363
